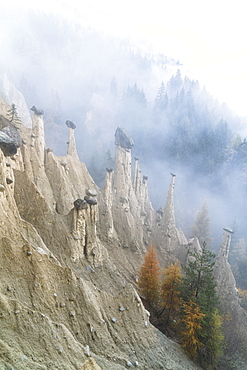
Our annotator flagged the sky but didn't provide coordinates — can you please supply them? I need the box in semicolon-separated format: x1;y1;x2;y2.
80;0;247;117
4;0;247;116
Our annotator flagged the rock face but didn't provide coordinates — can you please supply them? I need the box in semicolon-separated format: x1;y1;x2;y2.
214;228;247;367
2;99;246;368
0;73;32;127
0;130;18;156
148;173;188;265
67;123;79;159
0;104;202;370
214;228;239;306
1;125;22;147
79;357;102;370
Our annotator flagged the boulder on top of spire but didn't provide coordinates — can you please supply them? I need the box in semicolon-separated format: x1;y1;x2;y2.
115;127;134;149
30;106;44;115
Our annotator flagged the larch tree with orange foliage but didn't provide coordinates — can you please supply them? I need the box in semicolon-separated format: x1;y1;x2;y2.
161;262;182;327
180;300;205;360
138;245;161;310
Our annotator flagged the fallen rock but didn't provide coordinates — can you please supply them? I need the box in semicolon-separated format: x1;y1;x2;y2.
6;178;13;185
1;126;22;147
0;131;18;156
84;345;90;357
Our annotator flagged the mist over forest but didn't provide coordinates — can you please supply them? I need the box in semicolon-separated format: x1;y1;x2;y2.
1;8;247;288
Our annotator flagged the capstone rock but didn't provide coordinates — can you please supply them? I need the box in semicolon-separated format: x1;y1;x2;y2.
66;120;76;129
74;199;88;210
115;127;134;149
30;106;44;115
86;189;97;197
84;195;97;205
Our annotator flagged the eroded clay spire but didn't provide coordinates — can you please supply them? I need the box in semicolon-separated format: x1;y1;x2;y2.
66;120;79;160
113;127;134;199
31;107;45;164
218;227;234;259
133;157;140;194
101;167;114;238
161;173;176;237
214;227;238;304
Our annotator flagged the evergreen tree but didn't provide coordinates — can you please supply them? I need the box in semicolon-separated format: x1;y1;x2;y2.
190;200;212;247
7;103;22;127
167;69;183;100
181;242;217;308
122;83;147;108
117;82;150;132
138;245;161;310
214;119;230;166
199;309;224;368
155;81;166;104
153;81;168;124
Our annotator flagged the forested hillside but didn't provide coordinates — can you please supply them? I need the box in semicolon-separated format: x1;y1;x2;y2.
1;8;247;289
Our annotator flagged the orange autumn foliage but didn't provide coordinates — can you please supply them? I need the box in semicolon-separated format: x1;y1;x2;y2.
161;262;182;325
180;300;205;359
138;245;160;309
238;288;247;300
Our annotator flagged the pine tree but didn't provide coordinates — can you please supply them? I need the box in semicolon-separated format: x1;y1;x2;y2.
154;81;168;110
191;200;212;247
180;300;205;359
199;309;224;369
123;84;147;108
161;262;182;327
167;69;183;100
7;103;22;127
138;245;161;310
181;242;217;303
153;81;169;126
